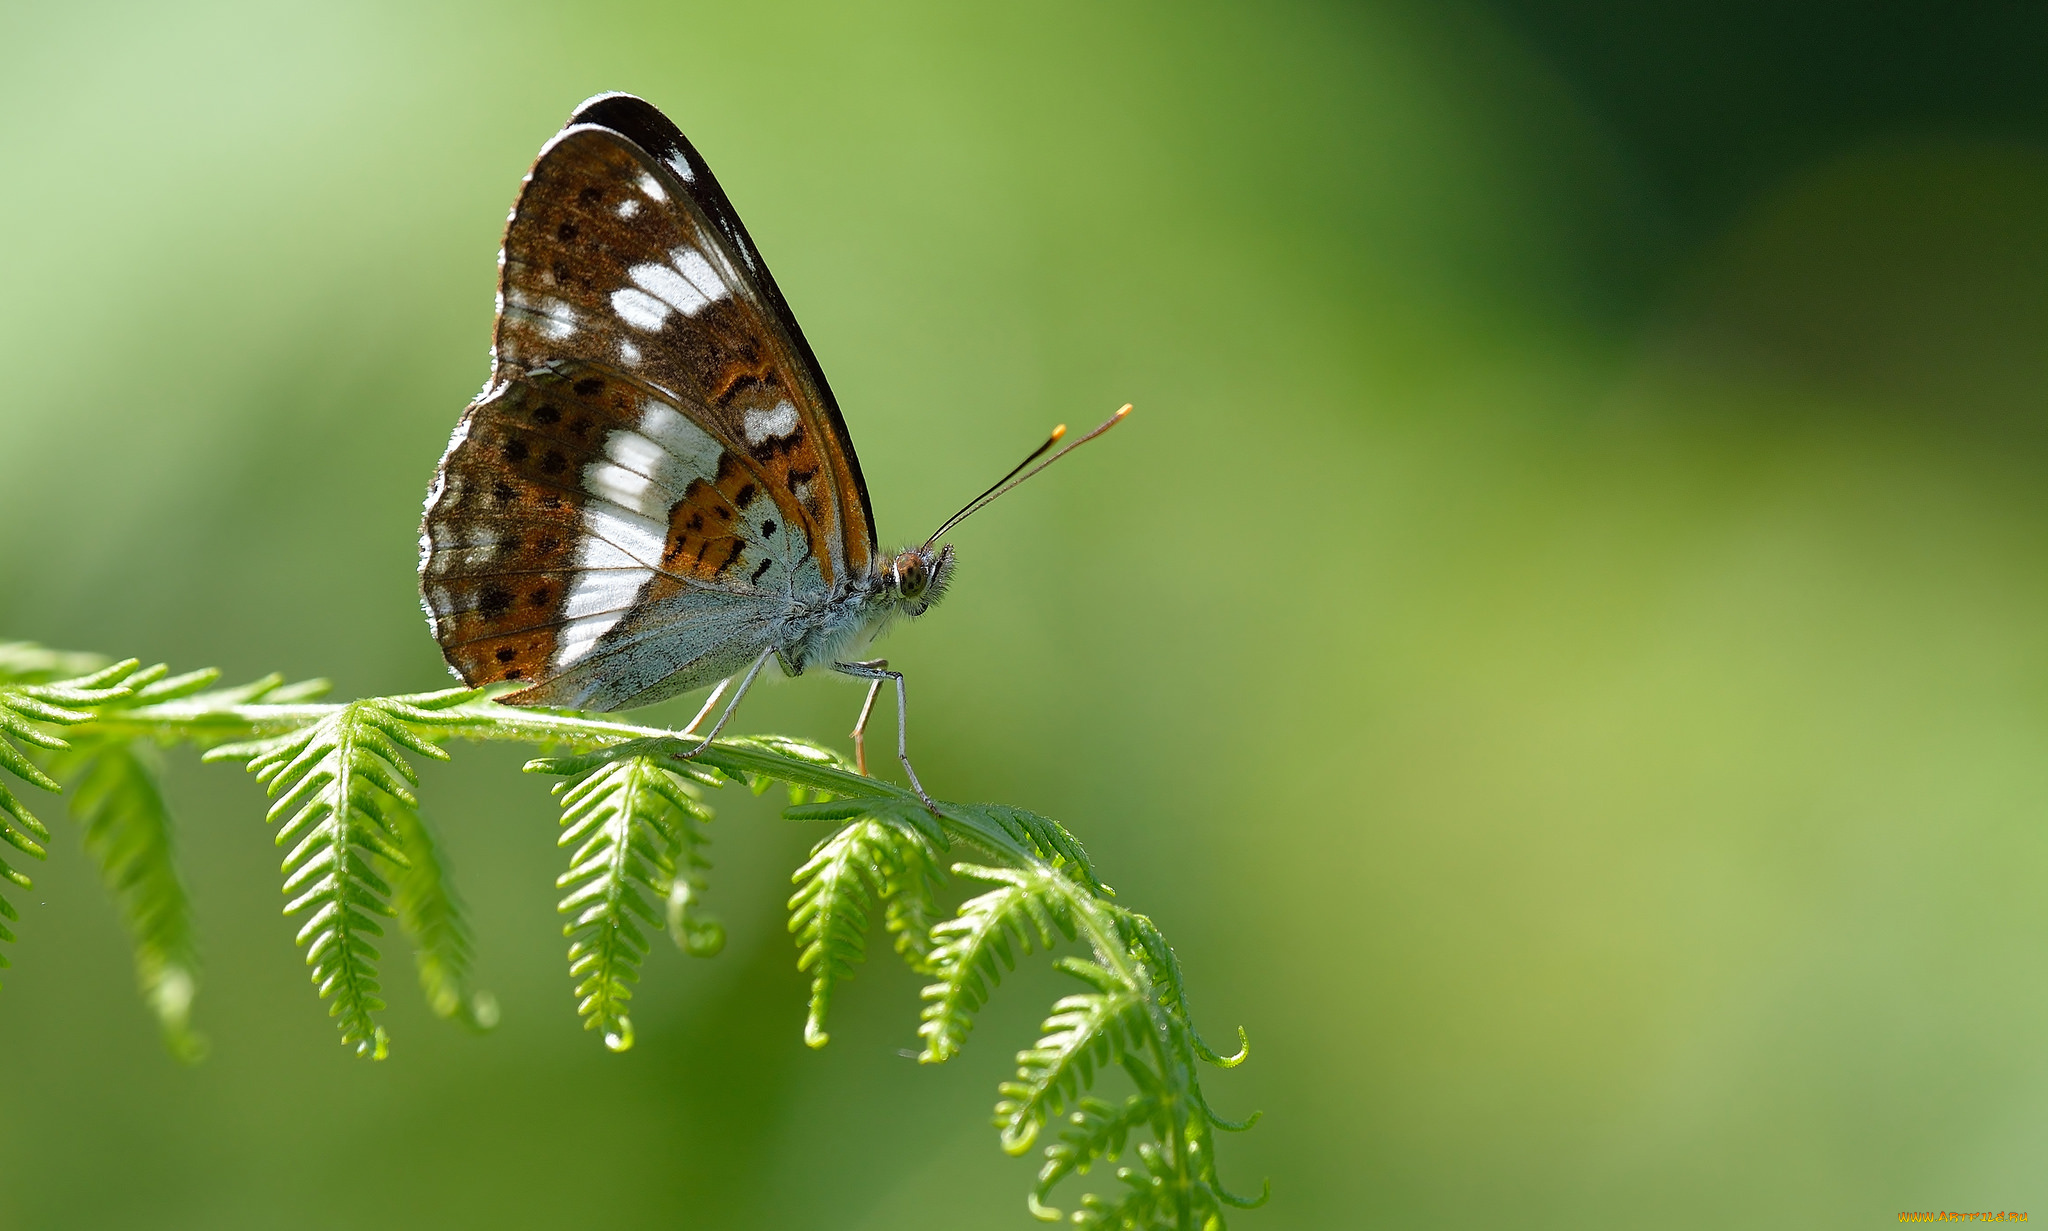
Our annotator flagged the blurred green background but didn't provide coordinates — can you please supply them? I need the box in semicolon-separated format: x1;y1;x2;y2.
4;1;2047;1226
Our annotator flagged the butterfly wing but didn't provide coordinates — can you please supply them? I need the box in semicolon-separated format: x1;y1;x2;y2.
563;91;878;557
422;360;827;709
420;98;876;710
496;111;876;583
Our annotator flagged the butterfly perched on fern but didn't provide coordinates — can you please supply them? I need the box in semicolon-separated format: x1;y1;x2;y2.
419;93;1127;806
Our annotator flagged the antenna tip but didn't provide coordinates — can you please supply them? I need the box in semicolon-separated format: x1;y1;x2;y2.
1115;404;1133;418
1050;424;1068;440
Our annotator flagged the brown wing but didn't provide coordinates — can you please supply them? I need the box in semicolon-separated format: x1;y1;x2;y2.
492;121;874;586
421;361;822;710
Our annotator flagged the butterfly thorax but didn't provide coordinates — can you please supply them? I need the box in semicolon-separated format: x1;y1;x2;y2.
775;543;953;675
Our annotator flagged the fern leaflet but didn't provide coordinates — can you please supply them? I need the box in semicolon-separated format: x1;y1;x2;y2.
918;863;1077;1063
786;803;940;1048
1029;1090;1163;1221
540;753;715;1050
1066;1139;1195;1231
46;736;204;1058
997;958;1148;1154
387;806;498;1031
0;656;147;972
205;689;480;1057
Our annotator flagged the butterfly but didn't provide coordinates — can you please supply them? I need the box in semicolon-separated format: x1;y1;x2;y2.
418;93;1126;803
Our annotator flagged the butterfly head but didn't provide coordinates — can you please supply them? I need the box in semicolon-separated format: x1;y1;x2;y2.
884;544;955;618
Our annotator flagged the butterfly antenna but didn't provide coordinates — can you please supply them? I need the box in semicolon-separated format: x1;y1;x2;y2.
923;404;1132;549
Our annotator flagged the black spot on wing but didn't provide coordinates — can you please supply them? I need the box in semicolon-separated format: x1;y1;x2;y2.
713;539;745;576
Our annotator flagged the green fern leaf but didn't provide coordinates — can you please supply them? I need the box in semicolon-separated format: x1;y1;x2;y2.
934;802;1103;892
665;814;725;962
0;643;1259;1226
918;863;1077;1063
387;807;498;1032
1116;910;1248;1072
205;692;477;1057
786;806;940;1048
883;833;943;973
544;754;714;1051
788;819;887;1048
1066;1142;1183;1231
0;658;146;972
1028;1091;1164;1222
45;736;204;1059
995;959;1147;1154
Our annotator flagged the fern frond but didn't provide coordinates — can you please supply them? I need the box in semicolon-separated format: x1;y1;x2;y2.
538;753;713;1050
918;863;1078;1063
786;805;940;1048
0;658;147;972
665;803;725;962
787;819;888;1048
1066;1140;1194;1231
996;958;1148;1155
1067;1136;1266;1230
45;736;203;1059
1117;910;1248;1070
205;691;480;1057
387;807;498;1031
0;642;1259;1226
1028;1091;1164;1221
954;803;1103;892
883;831;943;972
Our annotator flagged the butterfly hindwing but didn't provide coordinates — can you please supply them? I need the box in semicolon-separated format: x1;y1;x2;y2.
421;360;817;709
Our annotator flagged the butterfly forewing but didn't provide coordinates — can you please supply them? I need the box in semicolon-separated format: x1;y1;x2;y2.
561;94;878;555
422;100;882;710
496;124;870;582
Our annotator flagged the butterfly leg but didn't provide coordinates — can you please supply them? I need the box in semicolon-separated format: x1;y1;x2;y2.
680;676;732;738
671;646;774;760
848;670;886;777
832;659;937;813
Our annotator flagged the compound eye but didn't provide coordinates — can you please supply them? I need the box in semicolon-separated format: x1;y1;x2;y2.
895;554;929;599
